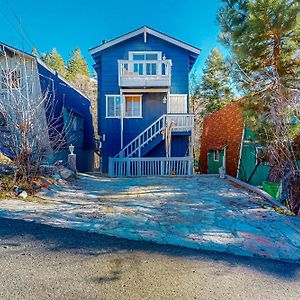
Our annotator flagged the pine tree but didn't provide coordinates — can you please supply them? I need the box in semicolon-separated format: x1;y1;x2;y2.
200;48;233;116
218;0;300;182
43;48;66;76
32;47;39;57
66;48;90;80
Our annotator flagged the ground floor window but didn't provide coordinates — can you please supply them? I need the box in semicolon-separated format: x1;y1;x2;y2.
255;146;269;165
106;95;121;118
106;95;142;118
124;95;142;117
213;150;219;161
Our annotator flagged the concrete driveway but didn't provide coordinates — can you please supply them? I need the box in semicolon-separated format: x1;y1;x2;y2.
0;174;300;262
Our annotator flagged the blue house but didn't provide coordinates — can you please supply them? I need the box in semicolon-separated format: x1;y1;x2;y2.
0;42;95;172
89;26;200;176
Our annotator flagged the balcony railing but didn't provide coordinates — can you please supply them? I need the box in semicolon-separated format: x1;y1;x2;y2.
166;114;194;132
118;59;172;87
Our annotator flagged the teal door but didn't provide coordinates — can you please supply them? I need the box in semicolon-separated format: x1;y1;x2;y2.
208;150;225;174
238;144;269;186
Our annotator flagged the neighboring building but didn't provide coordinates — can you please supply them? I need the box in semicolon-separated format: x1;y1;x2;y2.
199;101;270;185
0;42;95;172
89;26;200;176
199;101;300;186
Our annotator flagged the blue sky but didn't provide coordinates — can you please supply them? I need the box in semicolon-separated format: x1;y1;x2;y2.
0;0;226;75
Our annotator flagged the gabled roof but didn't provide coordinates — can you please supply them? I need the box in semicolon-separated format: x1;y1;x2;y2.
0;41;35;59
89;26;201;56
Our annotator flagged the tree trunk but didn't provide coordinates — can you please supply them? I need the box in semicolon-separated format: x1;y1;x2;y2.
268;142;285;183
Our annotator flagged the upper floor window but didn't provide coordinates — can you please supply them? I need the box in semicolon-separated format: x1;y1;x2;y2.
129;52;162;76
1;69;20;89
129;51;162;61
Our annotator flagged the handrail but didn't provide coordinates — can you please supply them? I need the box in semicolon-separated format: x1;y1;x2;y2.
118;60;172;78
115;114;166;158
114;114;194;159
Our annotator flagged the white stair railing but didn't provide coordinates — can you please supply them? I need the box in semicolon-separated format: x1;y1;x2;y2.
114;114;194;159
115;114;166;158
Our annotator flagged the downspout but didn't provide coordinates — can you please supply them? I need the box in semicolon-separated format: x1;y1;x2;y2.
120;90;124;151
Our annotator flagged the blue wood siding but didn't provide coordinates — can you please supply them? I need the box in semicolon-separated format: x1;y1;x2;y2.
37;62;95;172
92;32;196;173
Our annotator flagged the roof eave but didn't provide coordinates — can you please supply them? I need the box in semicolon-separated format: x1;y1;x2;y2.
89;26;201;57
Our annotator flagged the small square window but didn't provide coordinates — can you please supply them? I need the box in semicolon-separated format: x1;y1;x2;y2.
1;69;20;89
213;150;219;161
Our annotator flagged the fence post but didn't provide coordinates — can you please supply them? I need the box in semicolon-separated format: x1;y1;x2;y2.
187;158;192;176
160;160;164;176
126;158;130;176
138;160;141;176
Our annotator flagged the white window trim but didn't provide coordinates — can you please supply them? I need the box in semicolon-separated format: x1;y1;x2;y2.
105;94;143;118
128;51;162;61
213;150;219;162
124;94;143;118
105;95;121;118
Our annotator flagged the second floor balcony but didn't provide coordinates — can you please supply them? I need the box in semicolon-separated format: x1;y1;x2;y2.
118;59;172;88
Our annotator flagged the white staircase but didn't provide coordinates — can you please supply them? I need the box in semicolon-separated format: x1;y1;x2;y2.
115;114;194;158
109;114;194;177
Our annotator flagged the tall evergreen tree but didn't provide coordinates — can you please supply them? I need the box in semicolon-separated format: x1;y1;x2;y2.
32;47;39;57
218;0;300;182
200;48;233;116
66;48;90;80
43;48;66;76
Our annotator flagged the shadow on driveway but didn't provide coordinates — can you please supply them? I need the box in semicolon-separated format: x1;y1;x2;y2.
0;217;299;282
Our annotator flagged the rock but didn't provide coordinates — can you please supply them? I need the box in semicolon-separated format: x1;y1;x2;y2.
59;168;74;179
18;191;28;199
40;164;59;176
14;186;22;194
52;174;61;181
39;176;53;188
33;183;41;190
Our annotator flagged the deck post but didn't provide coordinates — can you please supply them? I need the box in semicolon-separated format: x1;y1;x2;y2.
108;157;113;177
126;158;131;176
137;160;141;176
187;158;192;176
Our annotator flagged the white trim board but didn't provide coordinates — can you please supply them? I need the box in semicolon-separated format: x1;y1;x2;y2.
89;26;201;56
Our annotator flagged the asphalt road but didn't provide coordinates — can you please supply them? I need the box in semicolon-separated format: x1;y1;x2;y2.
0;217;299;300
